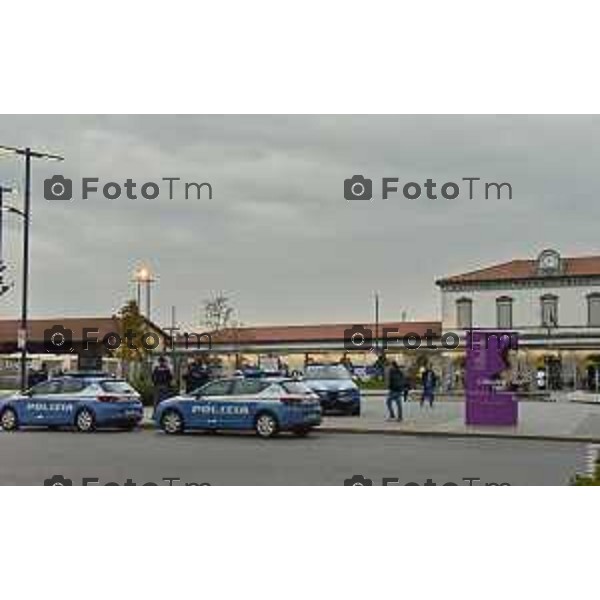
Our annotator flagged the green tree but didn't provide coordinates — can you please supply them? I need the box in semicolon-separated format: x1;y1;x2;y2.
114;299;151;377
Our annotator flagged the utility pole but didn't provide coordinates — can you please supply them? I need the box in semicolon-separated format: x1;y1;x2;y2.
374;292;380;355
0;144;64;391
163;305;180;389
0;185;9;261
0;185;12;297
163;305;180;357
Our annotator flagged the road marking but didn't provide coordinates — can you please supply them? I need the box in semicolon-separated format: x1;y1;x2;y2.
585;444;600;476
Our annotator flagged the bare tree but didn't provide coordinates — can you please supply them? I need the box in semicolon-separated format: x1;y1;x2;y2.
201;293;244;369
203;293;237;332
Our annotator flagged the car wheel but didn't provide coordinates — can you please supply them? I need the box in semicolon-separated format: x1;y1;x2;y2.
75;408;96;433
255;413;279;438
161;410;184;435
292;426;311;437
0;408;18;431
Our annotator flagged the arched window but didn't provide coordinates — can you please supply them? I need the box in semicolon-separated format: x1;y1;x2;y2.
456;297;473;329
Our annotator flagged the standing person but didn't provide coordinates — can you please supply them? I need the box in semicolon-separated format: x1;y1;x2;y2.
421;366;437;408
401;367;411;403
185;357;209;393
38;362;49;383
386;361;405;421
28;362;49;388
152;356;173;414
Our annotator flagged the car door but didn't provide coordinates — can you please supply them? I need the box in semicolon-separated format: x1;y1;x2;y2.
52;378;87;425
22;380;62;426
224;379;270;429
188;379;233;429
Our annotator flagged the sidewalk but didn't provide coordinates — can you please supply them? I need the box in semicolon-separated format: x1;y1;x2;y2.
144;394;600;443
319;394;600;443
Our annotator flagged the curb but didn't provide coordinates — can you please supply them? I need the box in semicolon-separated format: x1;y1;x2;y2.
140;419;598;443
315;425;600;444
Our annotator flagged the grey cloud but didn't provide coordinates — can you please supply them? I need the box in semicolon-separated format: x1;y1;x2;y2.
0;115;598;329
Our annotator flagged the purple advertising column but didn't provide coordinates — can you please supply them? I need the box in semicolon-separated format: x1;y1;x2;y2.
465;330;518;426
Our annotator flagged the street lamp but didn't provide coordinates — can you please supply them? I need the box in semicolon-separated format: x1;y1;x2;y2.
133;265;156;319
545;307;558;392
0;144;64;392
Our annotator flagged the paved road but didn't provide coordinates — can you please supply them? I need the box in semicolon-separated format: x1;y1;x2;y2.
0;429;587;485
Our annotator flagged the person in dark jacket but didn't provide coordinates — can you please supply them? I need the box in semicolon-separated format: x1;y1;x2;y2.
152;356;173;413
28;362;49;388
421;366;437;408
184;357;210;394
386;361;405;421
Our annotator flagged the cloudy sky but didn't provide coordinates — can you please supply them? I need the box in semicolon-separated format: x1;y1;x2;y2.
0;115;599;330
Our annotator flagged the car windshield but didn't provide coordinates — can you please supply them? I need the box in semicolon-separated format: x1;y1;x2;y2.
304;365;351;380
100;380;136;394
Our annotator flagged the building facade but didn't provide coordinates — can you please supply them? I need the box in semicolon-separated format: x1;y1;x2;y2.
5;249;600;393
437;249;600;391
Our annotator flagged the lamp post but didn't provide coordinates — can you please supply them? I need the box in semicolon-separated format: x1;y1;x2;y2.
545;306;558;392
133;265;156;320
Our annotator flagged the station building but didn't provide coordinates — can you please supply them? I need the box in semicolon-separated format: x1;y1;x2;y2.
175;249;600;391
3;249;600;392
177;321;444;375
437;249;600;391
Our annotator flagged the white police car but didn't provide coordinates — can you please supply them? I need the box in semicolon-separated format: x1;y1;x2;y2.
155;377;322;438
0;375;143;432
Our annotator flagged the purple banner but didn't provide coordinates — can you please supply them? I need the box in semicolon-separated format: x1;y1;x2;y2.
465;330;518;426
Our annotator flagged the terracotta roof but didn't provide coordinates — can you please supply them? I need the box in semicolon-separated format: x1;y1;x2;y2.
437;256;600;285
0;317;169;344
180;321;441;346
